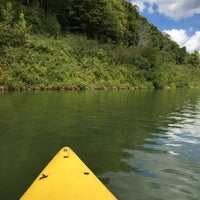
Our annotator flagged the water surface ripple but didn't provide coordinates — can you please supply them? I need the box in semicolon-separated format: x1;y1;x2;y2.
101;94;200;200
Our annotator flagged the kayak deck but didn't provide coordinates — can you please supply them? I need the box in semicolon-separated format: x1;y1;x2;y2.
20;147;117;200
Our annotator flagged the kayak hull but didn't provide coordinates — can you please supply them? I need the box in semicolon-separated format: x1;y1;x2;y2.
20;147;117;200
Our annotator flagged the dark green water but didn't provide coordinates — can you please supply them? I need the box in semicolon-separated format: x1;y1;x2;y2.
0;90;200;200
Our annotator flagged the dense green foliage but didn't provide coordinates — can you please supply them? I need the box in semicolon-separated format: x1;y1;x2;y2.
0;0;200;90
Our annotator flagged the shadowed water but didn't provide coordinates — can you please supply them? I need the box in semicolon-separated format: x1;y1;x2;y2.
0;90;200;200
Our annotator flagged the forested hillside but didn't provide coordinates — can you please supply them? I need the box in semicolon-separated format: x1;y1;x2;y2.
0;0;200;90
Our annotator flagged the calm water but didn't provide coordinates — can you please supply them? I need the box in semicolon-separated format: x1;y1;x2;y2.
0;90;200;200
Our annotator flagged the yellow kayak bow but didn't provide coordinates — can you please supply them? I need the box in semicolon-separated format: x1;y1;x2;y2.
20;147;117;200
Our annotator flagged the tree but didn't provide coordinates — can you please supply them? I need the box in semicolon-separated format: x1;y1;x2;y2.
123;1;139;45
0;1;27;46
0;1;13;25
23;0;45;33
135;17;151;47
188;51;200;67
98;1;126;43
15;11;27;33
43;13;61;37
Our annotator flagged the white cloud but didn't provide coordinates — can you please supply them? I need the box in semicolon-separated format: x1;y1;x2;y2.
184;31;200;53
130;0;200;20
163;29;189;47
163;29;200;53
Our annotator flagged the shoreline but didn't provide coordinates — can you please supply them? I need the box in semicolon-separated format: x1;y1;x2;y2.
1;85;198;92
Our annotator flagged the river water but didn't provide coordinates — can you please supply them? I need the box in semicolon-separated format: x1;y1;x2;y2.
0;90;200;200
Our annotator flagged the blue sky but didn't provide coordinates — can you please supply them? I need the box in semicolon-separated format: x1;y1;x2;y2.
129;0;200;53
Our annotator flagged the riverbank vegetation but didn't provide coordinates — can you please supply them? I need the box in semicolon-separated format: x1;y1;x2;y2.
0;0;200;90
